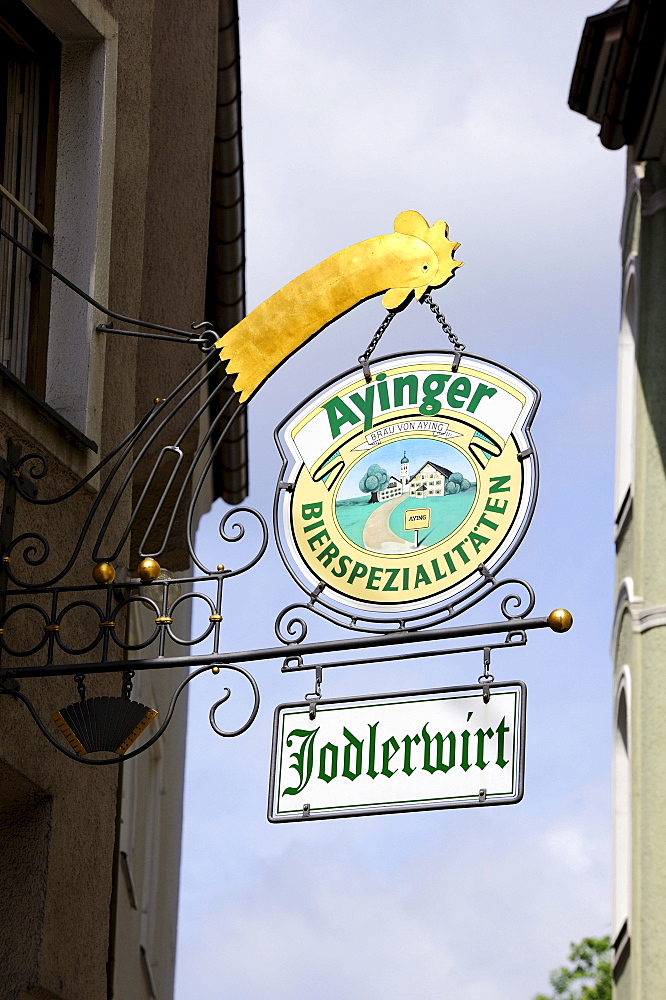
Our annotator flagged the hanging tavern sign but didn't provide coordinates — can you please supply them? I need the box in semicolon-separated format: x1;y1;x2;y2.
275;352;538;616
268;682;526;822
0;206;574;803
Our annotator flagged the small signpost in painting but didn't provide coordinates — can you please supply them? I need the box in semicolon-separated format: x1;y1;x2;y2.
268;682;526;822
404;507;431;548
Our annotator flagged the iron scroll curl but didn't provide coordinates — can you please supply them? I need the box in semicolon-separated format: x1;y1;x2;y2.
0;663;260;765
274;573;539;645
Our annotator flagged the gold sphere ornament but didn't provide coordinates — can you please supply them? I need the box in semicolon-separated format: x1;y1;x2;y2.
548;608;573;633
137;558;161;582
93;562;116;585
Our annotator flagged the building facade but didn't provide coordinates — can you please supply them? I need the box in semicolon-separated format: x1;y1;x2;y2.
376;456;454;502
0;1;246;998
569;3;666;997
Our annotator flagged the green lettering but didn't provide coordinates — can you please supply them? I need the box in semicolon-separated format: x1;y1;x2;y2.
402;733;421;775
317;542;339;567
486;496;509;514
349;385;375;432
419;373;451;416
332;554;352;578
283;728;319;795
307;528;330;550
381;737;401;778
382;567;400;591
318;742;338;783
467;383;497;413
414;563;432;588
447;376;471;409
393;374;418;407
376;373;390;411
348;561;368;584
430;557;446;581
303;519;325;533
468;531;489;553
475;727;494;770
367;722;379;778
477;512;498;530
496;717;510;768
322;397;361;439
489;475;511;493
452;540;471;564
422;724;456;774
342;727;363;781
301;503;323;520
366;566;382;590
461;728;472;771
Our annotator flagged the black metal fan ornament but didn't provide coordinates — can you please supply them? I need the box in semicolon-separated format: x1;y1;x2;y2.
52;670;157;756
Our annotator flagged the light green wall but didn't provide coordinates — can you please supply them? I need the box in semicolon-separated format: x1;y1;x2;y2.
614;160;666;1000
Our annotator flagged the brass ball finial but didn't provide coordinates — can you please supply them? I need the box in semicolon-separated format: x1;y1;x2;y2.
212;666;220;675
137;557;161;582
93;562;116;585
548;608;573;633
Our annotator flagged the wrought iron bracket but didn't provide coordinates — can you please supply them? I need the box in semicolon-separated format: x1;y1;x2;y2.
0;220;573;767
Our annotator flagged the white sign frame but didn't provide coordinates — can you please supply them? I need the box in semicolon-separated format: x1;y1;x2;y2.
273;350;539;620
268;681;526;822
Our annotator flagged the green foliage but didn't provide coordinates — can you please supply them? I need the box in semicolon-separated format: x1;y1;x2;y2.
534;937;611;1000
460;478;471;491
449;472;464;484
445;480;460;494
359;463;389;501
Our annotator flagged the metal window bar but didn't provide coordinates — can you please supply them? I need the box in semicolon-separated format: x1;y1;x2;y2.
1;56;42;383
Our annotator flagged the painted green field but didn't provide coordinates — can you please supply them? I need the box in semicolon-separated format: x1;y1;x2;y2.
388;490;477;548
335;488;477;551
334;497;374;547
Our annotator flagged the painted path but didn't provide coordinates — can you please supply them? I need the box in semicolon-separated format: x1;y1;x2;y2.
362;495;414;554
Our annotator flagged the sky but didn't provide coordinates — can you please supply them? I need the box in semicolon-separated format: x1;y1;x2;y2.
175;2;626;998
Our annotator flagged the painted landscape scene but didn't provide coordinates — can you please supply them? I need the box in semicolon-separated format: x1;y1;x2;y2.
334;438;477;554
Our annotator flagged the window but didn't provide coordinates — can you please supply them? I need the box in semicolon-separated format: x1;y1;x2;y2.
613;670;631;946
0;0;60;397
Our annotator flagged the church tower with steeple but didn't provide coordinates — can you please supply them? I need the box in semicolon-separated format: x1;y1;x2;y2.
400;452;410;493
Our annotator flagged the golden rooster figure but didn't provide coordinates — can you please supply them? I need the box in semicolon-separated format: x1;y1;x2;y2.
216;210;462;402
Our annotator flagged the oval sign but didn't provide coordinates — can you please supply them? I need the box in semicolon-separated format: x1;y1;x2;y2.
274;351;539;617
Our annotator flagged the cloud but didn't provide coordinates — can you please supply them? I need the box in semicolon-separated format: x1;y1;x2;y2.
177;3;618;998
176;797;609;1000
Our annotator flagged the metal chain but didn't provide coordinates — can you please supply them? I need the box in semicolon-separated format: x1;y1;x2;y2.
422;293;466;370
74;673;86;702
122;669;135;700
358;310;397;382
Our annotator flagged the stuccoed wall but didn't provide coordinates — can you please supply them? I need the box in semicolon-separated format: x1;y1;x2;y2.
614;159;666;1000
0;0;218;997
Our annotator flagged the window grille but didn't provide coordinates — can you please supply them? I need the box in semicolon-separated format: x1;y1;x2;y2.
0;2;60;396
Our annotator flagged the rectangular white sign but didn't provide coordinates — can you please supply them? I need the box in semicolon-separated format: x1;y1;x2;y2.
268;682;526;822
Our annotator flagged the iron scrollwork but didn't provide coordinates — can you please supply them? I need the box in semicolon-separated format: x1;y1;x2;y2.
0;224;267;762
0;222;564;767
1;663;259;765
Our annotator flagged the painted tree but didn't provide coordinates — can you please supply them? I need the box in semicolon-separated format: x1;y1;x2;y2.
446;472;471;494
359;463;389;503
